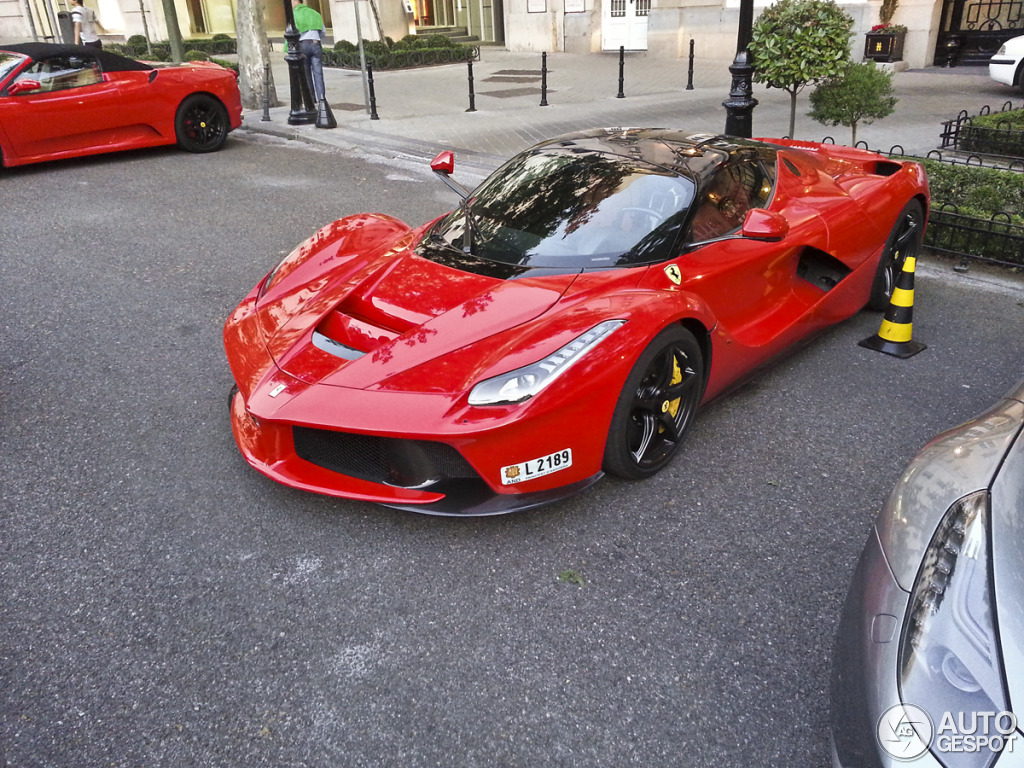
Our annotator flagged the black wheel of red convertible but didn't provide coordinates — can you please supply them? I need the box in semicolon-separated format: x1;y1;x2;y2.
175;93;229;153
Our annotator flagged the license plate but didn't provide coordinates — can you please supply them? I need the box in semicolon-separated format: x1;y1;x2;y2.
500;448;572;485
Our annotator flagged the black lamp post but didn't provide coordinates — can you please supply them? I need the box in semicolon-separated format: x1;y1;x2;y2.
723;0;758;138
283;0;316;125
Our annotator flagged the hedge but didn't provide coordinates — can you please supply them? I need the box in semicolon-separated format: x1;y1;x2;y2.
324;38;476;70
956;108;1024;157
111;36;237;60
919;158;1024;226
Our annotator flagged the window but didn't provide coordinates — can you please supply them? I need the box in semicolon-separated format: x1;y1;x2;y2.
12;56;102;93
421;149;695;271
688;159;775;242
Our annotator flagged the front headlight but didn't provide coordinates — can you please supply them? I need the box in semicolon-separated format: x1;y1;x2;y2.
996;44;1007;56
900;491;1010;767
468;320;626;406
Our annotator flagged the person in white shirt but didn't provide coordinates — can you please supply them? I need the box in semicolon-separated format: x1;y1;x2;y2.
72;0;102;49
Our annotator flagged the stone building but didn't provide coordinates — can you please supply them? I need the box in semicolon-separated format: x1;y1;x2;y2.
3;0;1021;71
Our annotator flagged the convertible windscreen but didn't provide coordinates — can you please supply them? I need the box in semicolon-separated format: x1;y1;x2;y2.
423;149;696;271
0;53;26;83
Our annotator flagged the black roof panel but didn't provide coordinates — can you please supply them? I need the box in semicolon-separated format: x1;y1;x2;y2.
0;42;153;72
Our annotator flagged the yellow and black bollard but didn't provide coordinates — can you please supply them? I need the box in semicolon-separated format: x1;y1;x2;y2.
859;255;927;358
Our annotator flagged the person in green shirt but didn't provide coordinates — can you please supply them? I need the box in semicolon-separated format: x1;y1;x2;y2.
292;0;326;101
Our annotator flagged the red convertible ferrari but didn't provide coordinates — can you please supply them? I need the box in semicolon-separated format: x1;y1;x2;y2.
224;129;929;515
0;42;242;168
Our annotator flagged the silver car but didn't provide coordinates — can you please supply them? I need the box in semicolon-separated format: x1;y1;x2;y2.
831;379;1024;768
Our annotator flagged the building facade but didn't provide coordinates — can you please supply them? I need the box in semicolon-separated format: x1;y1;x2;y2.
2;0;1021;71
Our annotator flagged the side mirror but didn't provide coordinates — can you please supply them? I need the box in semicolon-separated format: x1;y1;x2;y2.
741;208;789;241
430;150;469;200
430;151;455;175
7;79;41;96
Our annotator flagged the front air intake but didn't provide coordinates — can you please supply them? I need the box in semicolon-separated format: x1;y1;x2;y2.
292;427;479;489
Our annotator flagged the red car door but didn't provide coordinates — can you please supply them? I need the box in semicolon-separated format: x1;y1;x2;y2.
1;57;134;162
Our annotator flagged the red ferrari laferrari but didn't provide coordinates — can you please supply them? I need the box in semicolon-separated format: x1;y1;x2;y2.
0;42;242;167
224;129;929;515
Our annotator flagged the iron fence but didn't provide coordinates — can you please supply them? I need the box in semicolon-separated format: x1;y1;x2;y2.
940;100;1024;158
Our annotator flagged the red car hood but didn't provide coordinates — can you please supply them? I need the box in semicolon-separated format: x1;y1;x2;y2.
257;236;574;391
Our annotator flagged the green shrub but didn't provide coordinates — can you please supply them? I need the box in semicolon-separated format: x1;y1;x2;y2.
808;61;897;145
918;159;1024;225
211;32;231;41
362;40;390;56
972;108;1024;130
127;34;148;48
184;49;210;61
422;33;454;48
324;44;475;70
333;39;358;52
211;57;239;73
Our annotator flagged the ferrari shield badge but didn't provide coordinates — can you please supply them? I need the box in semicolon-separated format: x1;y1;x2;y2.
664;264;682;285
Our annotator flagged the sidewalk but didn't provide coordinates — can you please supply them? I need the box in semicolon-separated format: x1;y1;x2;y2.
239;47;1011;171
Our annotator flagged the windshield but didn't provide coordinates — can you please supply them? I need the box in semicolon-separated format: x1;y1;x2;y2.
0;53;26;84
424;149;696;271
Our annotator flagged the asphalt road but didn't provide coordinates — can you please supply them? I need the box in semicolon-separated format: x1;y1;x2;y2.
1;133;1022;768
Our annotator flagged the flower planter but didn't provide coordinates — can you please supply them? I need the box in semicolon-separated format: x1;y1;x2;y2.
864;32;905;62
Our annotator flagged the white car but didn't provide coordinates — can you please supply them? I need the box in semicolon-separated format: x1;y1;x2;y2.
989;34;1024;92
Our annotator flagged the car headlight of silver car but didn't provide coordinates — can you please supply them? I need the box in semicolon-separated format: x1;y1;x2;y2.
900;490;1011;766
468;320;626;406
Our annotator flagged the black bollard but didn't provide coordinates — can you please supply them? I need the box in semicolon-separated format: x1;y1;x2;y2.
261;62;272;120
540;51;548;106
617;45;625;98
367;62;379;120
466;59;476;112
686;39;695;91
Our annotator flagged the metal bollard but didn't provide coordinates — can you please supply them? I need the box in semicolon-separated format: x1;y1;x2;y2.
617;45;625;99
686;39;695;91
367;62;379;120
262;62;272;120
540;51;549;107
466;59;477;112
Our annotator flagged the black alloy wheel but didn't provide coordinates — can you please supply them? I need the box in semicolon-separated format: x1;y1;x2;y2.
603;325;704;480
175;94;229;153
867;199;925;311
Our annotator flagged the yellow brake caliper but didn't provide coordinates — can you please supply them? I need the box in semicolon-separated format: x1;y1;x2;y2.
659;356;682;431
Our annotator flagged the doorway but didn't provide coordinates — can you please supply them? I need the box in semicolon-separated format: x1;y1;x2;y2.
602;0;650;51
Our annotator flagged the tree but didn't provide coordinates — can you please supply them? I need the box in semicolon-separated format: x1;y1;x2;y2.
236;0;280;111
748;0;854;139
808;61;897;145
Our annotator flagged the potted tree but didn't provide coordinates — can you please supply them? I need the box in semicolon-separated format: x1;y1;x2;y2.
808;61;898;145
864;0;907;62
749;0;854;139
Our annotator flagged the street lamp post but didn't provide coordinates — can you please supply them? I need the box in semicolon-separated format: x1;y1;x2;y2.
723;0;758;138
283;0;316;125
